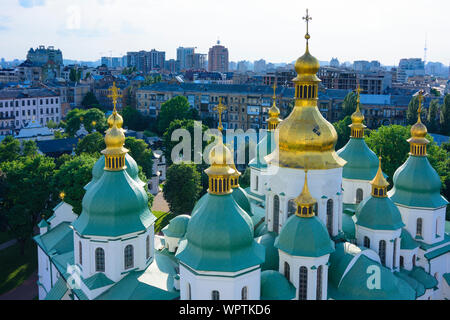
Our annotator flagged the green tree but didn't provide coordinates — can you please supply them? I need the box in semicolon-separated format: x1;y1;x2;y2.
75;132;105;156
240;167;251;189
81;91;102;110
163;119;210;166
64;108;85;137
157;96;193;135
82;108;108;133
124;137;154;177
440;94;450;135
163;163;202;215
333;116;352;150
52;154;96;215
22;140;38;158
0;156;56;254
427;100;440;133
46;120;59;129
341;92;357;119
0;136;21;164
121;106;153;131
69;68;82;83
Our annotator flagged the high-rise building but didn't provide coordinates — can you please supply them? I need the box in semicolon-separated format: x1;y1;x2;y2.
254;59;266;73
398;58;425;82
177;47;195;71
126;50;166;73
26;46;63;81
208;41;229;73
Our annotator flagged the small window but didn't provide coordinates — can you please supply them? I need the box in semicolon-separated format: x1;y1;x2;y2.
299;266;308;300
356;189;363;204
95;248;105;272
241;287;248;300
364;236;371;248
284;262;290;281
379;240;386;266
400;256;404;268
146;236;150;260
212;290;220;300
79;242;82;265
124;245;134;269
416;218;423;237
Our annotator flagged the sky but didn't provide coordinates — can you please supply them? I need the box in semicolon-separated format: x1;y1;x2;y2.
0;0;449;66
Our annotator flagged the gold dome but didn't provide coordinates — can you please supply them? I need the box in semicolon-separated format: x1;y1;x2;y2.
295;45;320;77
295;170;317;218
411;120;427;139
205;138;235;177
370;157;389;197
349;86;366;138
108;112;123;129
408;91;429;156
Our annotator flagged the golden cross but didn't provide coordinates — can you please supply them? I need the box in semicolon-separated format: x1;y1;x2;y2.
107;82;122;113
355;84;362;108
272;82;277;99
303;9;312;40
213;97;227;132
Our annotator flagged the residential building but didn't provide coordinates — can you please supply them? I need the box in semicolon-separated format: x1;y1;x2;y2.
208;41;229;73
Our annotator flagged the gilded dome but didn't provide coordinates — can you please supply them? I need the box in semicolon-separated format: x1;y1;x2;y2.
410;121;427;139
351;109;364;125
204;139;235;177
295;45;320;76
107;111;123;129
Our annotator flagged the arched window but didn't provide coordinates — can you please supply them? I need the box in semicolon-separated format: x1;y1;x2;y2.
273;195;280;234
288;200;296;218
124;245;134;270
379;240;386;266
284;262;290;281
299;266;308;300
212;290;220;300
241;287;248;300
364;236;371;248
400;256;404;268
416;218;423;237
95;248;105;272
79;242;82;265
187;283;191;300
326;199;334;235
316;265;323;300
356;189;364;204
146;236;150;260
412;255;416;267
255;176;259;192
393;239;397;268
436;218;441;237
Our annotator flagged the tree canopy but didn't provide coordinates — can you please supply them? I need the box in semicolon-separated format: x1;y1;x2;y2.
157;96;194;135
63;108;107;137
76;132;105;156
333;116;352;150
81;91;102;110
341;92;358;119
124;137;154;178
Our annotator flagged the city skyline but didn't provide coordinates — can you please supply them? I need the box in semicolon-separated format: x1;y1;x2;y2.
0;0;449;66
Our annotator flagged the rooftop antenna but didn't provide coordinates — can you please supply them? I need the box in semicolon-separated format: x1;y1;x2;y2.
424;33;428;65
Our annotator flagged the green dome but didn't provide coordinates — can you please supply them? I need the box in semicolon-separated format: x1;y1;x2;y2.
389;156;448;208
275;216;335;257
256;232;279;271
232;187;253;217
176;193;265;272
337;138;380;181
260;271;296;300
249;131;275;169
85;154;146;190
73;170;155;237
162;215;190;238
342;212;356;240
400;228;418;250
395;271;426;298
356;196;404;231
329;253;415;300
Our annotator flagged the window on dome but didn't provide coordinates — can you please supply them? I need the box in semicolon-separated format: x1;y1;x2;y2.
436;218;441;238
241;287;248;300
255;176;258;192
212;290;220;300
379;240;386;266
299;266;308;300
364;236;370;249
288;200;296;218
284;262;290;281
124;245;134;270
326;199;333;235
146;236;150;260
400;256;404;268
374;188;379;196
356;189;363;204
95;248;105;272
273;196;280;234
412;255;416;267
416;218;423;238
317;265;323;300
393;239;397;268
79;242;82;266
314;203;318;216
187;283;191;300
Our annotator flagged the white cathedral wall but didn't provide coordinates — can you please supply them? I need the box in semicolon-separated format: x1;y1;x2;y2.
399;248;419;271
250;167;268;197
396;205;446;245
179;265;261;300
416;250;448;300
342;179;372;205
278;251;330;300
37;246;52;300
265;167;343;237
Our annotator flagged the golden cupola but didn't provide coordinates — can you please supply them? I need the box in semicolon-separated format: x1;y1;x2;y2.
408;90;429;156
265;9;346;170
295;170;317;218
350;85;366;138
268;83;282;131
102;83;128;171
370;157;389;198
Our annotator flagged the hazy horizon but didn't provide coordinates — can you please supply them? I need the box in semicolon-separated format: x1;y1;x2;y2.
1;0;449;66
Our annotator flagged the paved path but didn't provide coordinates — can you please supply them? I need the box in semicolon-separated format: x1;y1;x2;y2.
0;271;38;300
0;239;17;251
152;192;170;213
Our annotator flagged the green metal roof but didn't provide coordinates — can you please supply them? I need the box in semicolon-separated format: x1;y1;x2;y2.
73;170;156;237
275;216;335;258
408;267;438;289
232;187;253;217
33;222;73;256
395;270;426;298
44;277;69;300
260;270;296;300
256;232;279;271
342;212;356;240
37;219;49;228
176;193;265;273
337;138;380;181
83;273;114;290
400;229;419;250
424;244;450;261
356;196;404;231
389;155;448;209
162;215;190;238
444;273;450;286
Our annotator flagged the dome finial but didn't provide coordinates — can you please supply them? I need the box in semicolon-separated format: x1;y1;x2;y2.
303;9;312;45
408;90;429;156
350;83;366;138
268;81;281;130
295;170;317;218
370;156;389;197
213;97;227;133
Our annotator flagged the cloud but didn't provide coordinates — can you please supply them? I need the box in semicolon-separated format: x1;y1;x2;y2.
18;0;46;8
